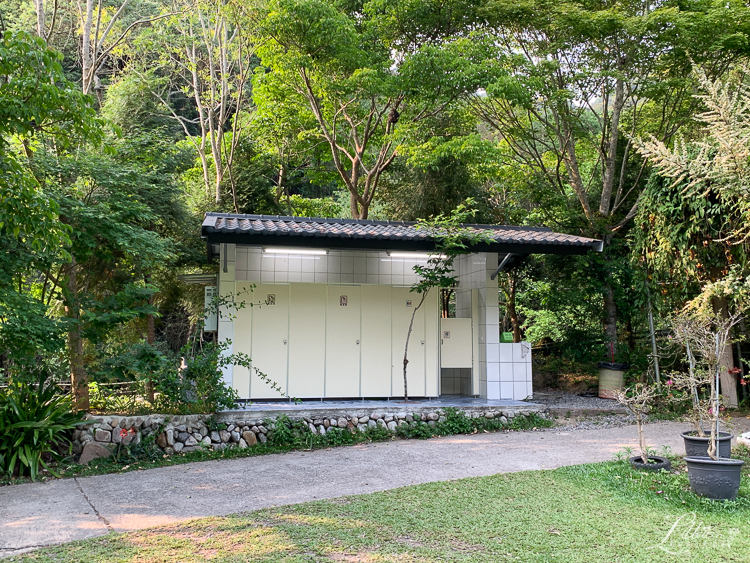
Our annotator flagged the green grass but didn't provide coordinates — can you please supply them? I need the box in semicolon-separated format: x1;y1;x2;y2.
15;447;750;563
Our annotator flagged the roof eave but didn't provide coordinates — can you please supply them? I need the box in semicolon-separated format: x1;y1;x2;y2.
200;229;600;256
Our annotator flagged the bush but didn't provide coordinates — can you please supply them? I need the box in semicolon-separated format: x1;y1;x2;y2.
0;375;85;480
151;340;240;414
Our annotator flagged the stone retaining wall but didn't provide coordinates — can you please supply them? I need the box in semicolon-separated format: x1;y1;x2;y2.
72;405;545;462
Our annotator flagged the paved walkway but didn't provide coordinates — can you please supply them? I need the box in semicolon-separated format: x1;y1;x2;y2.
0;421;691;556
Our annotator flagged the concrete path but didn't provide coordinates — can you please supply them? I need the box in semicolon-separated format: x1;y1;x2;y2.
0;421;691;556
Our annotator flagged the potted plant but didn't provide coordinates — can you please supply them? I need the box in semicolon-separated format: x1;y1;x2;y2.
613;384;671;471
673;308;744;500
667;318;733;458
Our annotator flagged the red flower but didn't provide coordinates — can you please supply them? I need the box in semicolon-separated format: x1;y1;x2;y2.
742;379;747;386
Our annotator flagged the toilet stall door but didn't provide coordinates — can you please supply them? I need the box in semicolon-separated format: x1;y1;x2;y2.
249;284;289;398
325;285;361;397
360;284;392;397
288;284;326;397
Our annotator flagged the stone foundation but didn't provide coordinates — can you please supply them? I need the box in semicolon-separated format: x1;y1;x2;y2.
72;405;545;461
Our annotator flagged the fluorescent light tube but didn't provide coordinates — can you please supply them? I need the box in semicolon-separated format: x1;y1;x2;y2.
263;248;327;255
388;252;446;259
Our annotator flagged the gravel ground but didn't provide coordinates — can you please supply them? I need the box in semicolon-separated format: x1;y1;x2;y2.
533;389;625;410
530;389;647;431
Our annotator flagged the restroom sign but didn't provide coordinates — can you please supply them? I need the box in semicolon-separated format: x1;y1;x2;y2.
406;300;412;307
340;295;348;306
443;331;450;339
266;294;276;306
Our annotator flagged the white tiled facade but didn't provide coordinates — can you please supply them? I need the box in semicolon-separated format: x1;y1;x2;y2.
218;244;533;401
451;254;533;401
234;247;426;286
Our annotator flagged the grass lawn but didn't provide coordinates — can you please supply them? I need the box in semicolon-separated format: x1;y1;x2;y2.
13;447;750;563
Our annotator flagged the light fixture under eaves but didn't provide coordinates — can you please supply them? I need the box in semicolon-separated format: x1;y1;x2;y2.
387;251;447;259
263;247;328;256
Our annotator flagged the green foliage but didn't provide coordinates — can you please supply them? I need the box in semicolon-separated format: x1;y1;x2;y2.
0;376;85;480
151;341;240;415
394;419;434;439
437;407;474;434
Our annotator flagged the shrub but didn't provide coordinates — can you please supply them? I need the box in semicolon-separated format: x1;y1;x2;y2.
395;419;433;439
437;407;475;434
152;341;240;414
0;375;85;480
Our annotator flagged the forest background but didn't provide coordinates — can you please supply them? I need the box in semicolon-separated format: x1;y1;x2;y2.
3;0;750;408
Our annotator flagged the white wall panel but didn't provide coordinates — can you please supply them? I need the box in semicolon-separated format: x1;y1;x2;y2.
231;282;255;399
424;291;439;397
440;318;473;368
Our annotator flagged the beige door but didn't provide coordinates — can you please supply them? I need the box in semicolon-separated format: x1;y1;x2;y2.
249;284;288;398
325;285;361;397
288;284;326;397
231;282;254;399
361;285;392;396
391;286;426;397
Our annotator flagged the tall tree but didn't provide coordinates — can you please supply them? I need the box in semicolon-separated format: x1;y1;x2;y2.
0;30;101;384
635;66;750;406
253;0;485;218
76;0;173;97
133;0;256;206
469;0;750;350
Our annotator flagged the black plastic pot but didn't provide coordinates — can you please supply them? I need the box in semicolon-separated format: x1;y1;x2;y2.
684;456;745;500
681;431;733;459
597;362;630;371
629;455;672;472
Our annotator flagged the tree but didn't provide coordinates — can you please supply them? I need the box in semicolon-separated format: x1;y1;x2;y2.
76;0;174;98
401;201;492;400
253;0;486;218
469;0;750;351
133;0;257;206
0;31;102;383
636;66;750;406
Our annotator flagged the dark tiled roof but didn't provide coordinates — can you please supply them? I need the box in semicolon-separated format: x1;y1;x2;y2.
201;213;602;253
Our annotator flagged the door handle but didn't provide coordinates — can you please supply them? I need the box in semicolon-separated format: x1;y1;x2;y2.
283;339;287;345
356;340;360;345
421;340;424;345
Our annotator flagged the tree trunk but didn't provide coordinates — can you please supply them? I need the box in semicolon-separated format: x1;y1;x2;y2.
403;291;428;401
34;0;46;39
81;0;95;95
600;77;624;216
603;284;617;359
637;412;648;464
145;283;156;404
66;258;88;411
711;296;739;408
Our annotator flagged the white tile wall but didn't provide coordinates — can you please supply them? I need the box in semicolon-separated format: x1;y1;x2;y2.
234;247;425;285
